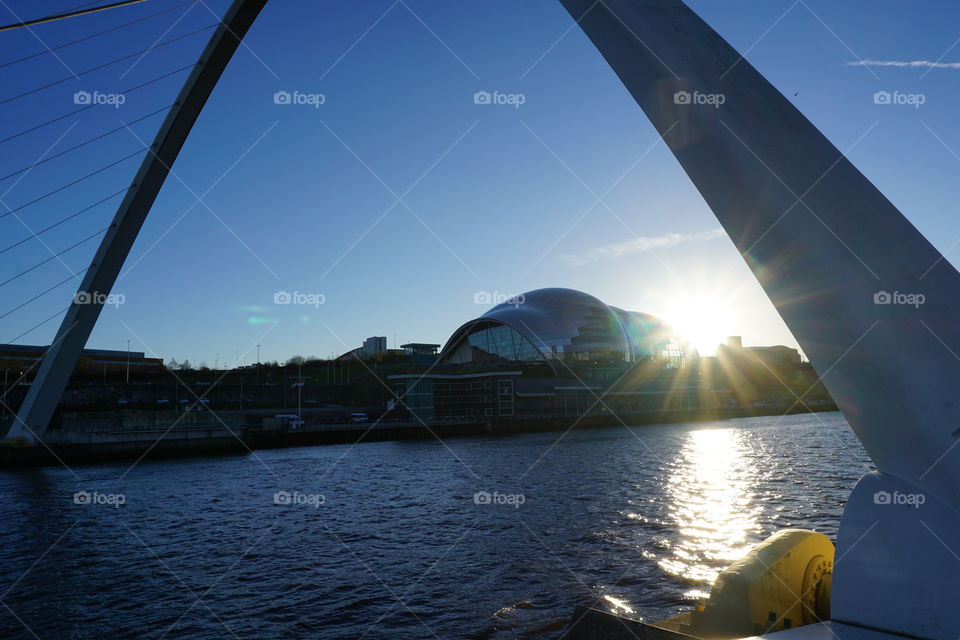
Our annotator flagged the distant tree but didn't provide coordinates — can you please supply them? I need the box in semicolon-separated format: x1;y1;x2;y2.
181;360;193;371
199;362;210;371
288;355;306;366
168;358;179;370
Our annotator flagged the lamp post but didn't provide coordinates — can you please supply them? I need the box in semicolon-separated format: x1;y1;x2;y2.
287;363;305;426
126;339;131;384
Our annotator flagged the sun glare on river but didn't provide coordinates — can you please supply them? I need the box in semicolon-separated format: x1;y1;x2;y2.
659;428;763;597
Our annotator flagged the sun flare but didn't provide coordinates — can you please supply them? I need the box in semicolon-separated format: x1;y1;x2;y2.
662;295;737;356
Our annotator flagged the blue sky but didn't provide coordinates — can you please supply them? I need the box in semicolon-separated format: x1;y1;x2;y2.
1;0;959;365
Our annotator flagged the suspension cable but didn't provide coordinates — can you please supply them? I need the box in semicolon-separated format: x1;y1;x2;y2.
7;307;70;343
0;270;89;321
1;24;216;105
0;228;108;289
0;1;148;33
0;148;146;220
0;105;170;183
0;189;127;255
0;63;192;146
1;1;199;70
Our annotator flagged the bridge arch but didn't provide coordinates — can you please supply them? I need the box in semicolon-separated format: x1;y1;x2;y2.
7;0;268;444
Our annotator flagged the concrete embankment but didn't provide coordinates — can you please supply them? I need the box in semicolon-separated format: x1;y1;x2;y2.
0;404;837;468
0;420;489;467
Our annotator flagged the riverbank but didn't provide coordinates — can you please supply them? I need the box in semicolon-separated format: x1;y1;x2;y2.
0;403;838;468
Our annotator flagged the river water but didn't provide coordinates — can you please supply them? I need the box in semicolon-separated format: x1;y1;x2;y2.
0;412;872;639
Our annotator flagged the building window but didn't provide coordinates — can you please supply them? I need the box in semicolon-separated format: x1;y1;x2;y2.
498;380;515;417
444;324;547;364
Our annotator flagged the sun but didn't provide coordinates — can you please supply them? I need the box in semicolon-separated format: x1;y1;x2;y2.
662;295;736;356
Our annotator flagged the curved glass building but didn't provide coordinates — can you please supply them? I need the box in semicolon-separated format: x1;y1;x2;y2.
439;288;685;369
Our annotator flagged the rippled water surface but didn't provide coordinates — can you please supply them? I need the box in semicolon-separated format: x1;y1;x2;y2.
0;412;872;639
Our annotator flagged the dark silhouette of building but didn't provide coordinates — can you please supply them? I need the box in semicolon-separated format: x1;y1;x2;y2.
0;344;163;381
388;288;709;422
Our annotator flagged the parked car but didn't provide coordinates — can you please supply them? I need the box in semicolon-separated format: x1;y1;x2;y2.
348;413;369;423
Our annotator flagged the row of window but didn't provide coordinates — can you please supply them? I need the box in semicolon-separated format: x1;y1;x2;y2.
435;395;484;405
433;379;501;392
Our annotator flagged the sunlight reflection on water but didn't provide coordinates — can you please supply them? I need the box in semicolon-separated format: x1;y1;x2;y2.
659;428;764;597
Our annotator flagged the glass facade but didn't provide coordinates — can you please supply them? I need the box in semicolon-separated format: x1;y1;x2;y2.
442;323;546;365
439;288;687;370
658;341;686;369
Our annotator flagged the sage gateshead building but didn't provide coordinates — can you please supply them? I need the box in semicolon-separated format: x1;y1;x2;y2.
388;288;710;422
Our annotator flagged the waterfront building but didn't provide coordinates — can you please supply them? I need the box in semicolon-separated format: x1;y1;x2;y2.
701;337;814;406
388;288;713;422
400;343;441;365
718;336;801;368
400;343;440;357
337;336;388;361
338;338;438;364
361;336;387;359
0;344;163;380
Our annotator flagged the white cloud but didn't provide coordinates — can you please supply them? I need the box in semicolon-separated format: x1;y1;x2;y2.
563;228;726;266
848;59;960;70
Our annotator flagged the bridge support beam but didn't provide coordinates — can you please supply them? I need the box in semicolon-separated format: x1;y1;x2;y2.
559;0;960;510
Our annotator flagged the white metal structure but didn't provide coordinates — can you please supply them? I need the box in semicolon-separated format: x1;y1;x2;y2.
558;0;960;638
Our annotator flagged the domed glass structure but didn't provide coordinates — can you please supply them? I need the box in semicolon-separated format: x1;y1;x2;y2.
439;288;685;368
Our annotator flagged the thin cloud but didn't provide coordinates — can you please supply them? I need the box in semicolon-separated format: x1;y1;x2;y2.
563;228;725;266
848;59;960;70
